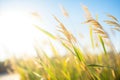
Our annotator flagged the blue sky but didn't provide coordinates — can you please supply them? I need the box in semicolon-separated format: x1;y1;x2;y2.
0;0;120;43
1;0;119;35
0;0;120;60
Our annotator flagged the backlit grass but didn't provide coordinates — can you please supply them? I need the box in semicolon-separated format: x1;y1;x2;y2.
7;4;120;80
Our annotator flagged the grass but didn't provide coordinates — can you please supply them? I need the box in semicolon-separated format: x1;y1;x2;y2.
6;4;120;80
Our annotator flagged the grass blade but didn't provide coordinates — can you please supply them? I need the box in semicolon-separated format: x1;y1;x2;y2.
98;35;107;54
72;45;84;62
89;26;94;48
34;25;56;39
87;64;113;68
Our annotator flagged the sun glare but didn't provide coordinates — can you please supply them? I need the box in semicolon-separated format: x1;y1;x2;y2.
0;10;38;60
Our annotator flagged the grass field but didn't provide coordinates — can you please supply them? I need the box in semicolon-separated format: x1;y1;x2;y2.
2;4;120;80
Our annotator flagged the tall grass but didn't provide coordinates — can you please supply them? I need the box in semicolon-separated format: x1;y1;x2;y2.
10;4;120;80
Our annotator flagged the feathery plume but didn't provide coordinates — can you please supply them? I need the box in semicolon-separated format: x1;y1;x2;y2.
107;14;118;22
104;20;120;28
59;4;69;18
81;4;92;20
81;4;109;39
53;15;76;42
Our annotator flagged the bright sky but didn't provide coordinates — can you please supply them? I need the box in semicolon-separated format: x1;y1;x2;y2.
0;0;120;61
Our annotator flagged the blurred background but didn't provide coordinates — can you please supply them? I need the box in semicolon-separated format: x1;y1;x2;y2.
0;0;120;80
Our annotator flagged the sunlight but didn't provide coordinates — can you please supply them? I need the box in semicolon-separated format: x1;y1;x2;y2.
0;10;37;59
0;1;120;80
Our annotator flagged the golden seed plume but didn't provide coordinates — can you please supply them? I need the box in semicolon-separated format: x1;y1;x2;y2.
104;20;120;28
112;27;120;32
107;14;118;22
105;14;120;32
81;4;109;39
81;4;92;20
59;4;69;18
53;15;76;42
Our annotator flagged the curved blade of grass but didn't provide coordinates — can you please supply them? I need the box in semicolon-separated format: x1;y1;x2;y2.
87;64;105;67
61;71;71;80
87;64;112;68
49;41;59;56
37;49;57;80
107;14;118;22
61;42;76;56
89;26;94;48
72;45;84;62
33;72;41;78
98;35;107;54
34;25;56;39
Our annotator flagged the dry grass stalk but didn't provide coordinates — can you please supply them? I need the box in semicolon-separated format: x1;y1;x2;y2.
112;27;120;31
53;15;76;43
104;20;120;28
107;14;119;22
81;5;109;39
105;14;120;32
59;5;69;18
81;4;92;20
81;4;117;55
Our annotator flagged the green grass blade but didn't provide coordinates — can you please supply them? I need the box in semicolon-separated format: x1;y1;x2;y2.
34;25;56;39
89;26;94;48
72;45;84;62
61;42;76;56
49;41;59;56
33;72;41;78
87;64;113;68
87;64;105;67
98;35;107;54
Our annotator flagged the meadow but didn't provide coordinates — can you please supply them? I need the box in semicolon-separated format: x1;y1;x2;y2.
3;5;120;80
